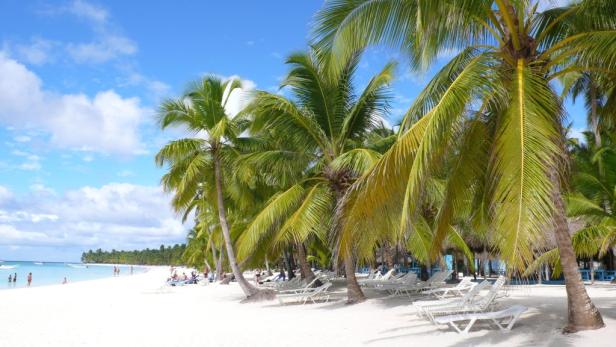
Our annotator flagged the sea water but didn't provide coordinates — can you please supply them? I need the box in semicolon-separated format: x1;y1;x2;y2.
0;261;147;289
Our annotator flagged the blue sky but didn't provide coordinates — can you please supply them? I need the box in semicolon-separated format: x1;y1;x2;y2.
0;0;586;261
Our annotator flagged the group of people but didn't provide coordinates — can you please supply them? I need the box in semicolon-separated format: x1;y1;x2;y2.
253;269;286;285
7;272;32;287
166;269;200;285
113;266;121;277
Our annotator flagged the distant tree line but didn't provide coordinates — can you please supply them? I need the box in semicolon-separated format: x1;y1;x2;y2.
81;244;186;265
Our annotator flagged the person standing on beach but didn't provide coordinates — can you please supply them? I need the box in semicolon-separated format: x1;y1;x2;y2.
27;272;32;287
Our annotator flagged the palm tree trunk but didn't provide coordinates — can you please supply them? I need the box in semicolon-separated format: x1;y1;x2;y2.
344;251;366;303
296;243;317;284
552;183;604;332
590;79;601;147
265;257;272;276
216;246;224;280
284;249;295;280
590;257;595;284
213;153;259;297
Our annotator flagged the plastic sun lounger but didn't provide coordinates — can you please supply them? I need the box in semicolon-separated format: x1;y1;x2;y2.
433;305;527;334
414;280;491;312
359;269;396;286
277;282;332;305
423;276;507;323
372;273;419;297
276;275;326;294
422;277;475;298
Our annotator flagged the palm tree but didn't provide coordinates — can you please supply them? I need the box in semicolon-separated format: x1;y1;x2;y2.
562;72;615;147
314;0;616;331
156;76;266;299
526;132;616;281
240;50;395;303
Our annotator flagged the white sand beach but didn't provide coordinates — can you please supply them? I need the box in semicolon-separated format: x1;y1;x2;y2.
0;268;614;347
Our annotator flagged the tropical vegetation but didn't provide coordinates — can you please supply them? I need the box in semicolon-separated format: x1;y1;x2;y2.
152;0;616;335
81;245;186;265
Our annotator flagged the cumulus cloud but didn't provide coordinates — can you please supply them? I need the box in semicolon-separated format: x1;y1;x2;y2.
0;183;185;254
0;53;146;154
31;0;137;64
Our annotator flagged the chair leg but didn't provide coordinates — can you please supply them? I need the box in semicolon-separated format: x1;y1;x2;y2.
462;318;477;334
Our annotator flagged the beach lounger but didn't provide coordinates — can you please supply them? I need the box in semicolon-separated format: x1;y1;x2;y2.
422;277;475;298
371;273;419;297
386;270;453;297
359;269;395;286
277;282;332;305
423;276;507;323
414;280;490;314
433;305;527;334
416;270;453;289
276;275;326;294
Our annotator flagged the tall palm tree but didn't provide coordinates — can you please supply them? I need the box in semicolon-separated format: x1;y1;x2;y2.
156;76;264;299
562;72;615;147
314;0;616;331
240;50;395;303
526;132;616;281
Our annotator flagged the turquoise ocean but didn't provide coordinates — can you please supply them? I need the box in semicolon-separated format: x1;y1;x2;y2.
0;261;147;289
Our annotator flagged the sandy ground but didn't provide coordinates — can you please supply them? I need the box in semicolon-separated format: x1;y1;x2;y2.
0;268;615;347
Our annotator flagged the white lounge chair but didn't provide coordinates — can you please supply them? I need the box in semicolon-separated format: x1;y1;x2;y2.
372;272;419;296
277;275;325;294
262;276;302;290
433;305;527;334
359;269;395;286
414;280;491;315
277;282;332;305
423;276;475;298
416;270;453;289
423;276;507;323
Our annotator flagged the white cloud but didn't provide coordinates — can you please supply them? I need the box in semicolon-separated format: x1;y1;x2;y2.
33;0;136;64
67;35;137;64
9;150;42;171
0;183;186;253
67;0;109;25
0;53;146;154
11;38;58;65
222;75;256;117
568;127;586;143
537;0;572;12
13;135;31;143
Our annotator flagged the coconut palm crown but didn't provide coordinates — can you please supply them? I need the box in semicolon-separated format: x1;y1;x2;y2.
313;0;616;331
239;50;395;302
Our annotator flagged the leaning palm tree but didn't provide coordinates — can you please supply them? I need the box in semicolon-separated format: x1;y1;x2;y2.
314;0;616;331
156;76;267;300
239;50;395;303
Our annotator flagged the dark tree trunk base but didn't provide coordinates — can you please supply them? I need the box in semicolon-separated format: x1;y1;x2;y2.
240;289;277;303
345;296;366;305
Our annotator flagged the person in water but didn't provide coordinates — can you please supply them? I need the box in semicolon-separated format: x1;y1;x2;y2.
27;272;32;287
13;273;17;283
62;277;67;284
8;274;12;283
